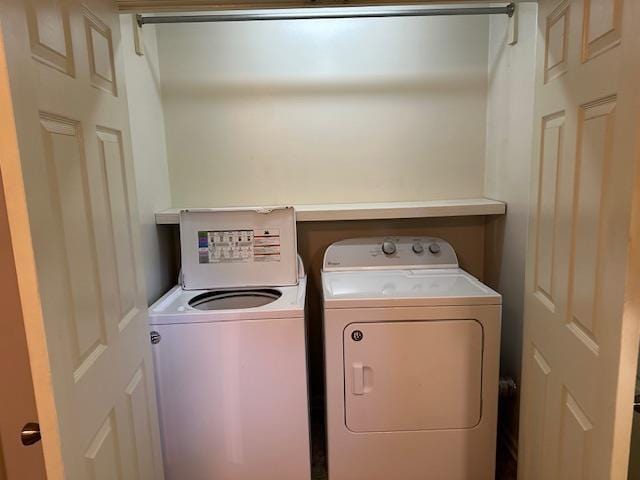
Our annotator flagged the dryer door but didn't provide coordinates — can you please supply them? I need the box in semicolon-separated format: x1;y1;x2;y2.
343;319;483;432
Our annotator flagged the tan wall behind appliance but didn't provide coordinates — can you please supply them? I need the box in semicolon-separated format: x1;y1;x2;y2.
296;216;487;406
0;20;45;476
0;439;5;480
121;16;179;303
0;170;45;478
628;352;640;478
483;2;537;461
156;14;489;207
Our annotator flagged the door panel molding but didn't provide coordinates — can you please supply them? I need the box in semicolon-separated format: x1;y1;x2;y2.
26;0;75;76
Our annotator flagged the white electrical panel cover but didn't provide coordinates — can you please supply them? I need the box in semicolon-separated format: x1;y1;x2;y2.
179;207;298;290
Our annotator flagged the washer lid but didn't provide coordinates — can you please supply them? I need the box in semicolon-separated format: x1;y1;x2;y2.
180;207;298;290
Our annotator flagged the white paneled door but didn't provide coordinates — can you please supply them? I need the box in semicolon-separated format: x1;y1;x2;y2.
519;0;640;479
0;0;164;478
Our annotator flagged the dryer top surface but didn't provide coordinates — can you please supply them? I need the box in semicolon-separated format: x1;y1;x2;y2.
322;268;500;308
322;236;499;308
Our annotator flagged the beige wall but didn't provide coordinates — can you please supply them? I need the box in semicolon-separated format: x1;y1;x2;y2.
121;16;178;303
483;2;537;458
156;13;489;207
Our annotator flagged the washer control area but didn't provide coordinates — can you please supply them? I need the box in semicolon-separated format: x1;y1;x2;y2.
180;207;299;290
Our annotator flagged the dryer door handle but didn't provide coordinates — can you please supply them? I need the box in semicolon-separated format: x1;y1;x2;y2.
353;363;365;395
352;363;373;395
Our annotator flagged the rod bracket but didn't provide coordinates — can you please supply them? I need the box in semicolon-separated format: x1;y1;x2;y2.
136;14;144;28
507;2;518;46
506;2;516;18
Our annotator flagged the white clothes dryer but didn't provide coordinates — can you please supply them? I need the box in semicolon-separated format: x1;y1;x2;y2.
322;237;501;480
149;207;311;480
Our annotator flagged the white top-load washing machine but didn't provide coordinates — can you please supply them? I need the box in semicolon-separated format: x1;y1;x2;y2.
322;237;501;480
149;207;311;480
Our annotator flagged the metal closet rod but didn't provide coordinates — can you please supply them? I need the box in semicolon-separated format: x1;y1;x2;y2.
137;2;515;26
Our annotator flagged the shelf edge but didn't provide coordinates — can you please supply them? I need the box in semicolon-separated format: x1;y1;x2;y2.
155;198;506;225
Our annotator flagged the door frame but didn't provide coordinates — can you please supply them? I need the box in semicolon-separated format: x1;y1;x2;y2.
617;105;640;476
0;23;62;480
0;162;46;480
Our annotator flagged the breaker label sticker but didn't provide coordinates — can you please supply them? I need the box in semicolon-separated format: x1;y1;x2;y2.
198;229;281;264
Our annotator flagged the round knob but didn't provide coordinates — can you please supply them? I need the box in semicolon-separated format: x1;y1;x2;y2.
428;242;441;255
21;423;41;446
412;241;424;254
381;240;397;255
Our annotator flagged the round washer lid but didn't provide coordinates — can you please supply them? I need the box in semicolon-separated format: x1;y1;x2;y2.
189;289;282;311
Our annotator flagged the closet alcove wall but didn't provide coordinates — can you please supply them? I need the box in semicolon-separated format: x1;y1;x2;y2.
120;2;537;457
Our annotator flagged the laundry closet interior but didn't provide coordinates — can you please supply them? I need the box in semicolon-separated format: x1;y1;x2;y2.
121;1;534;476
2;0;639;479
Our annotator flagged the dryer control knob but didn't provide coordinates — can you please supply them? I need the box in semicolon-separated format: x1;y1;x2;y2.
412;242;424;254
428;242;441;255
382;240;397;255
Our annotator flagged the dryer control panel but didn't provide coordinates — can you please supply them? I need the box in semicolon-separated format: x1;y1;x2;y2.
323;236;458;272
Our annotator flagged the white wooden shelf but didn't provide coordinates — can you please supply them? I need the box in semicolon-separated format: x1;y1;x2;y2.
155;198;506;224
